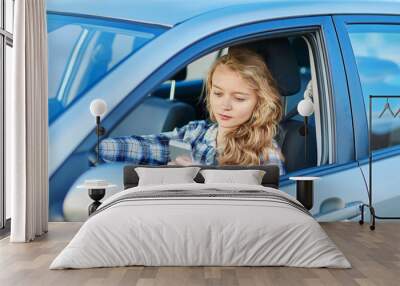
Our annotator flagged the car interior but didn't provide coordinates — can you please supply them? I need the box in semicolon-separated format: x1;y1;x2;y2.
106;35;319;174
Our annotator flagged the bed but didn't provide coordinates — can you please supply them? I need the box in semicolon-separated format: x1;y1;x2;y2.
50;165;350;269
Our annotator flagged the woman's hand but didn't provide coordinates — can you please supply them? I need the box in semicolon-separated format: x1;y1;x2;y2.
168;155;193;166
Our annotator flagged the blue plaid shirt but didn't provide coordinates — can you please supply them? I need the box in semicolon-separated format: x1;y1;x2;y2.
99;120;286;175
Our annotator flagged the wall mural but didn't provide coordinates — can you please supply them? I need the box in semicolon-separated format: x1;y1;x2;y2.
48;13;400;223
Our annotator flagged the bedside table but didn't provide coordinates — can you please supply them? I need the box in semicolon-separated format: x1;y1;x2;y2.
77;180;116;215
289;176;320;210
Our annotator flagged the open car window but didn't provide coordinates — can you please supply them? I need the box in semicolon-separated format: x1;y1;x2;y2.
113;34;328;174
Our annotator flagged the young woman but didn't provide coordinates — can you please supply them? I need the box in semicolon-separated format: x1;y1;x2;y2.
99;48;286;175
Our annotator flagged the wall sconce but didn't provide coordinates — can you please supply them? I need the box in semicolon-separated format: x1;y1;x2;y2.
297;98;314;135
90;99;107;164
297;81;314;136
297;81;314;161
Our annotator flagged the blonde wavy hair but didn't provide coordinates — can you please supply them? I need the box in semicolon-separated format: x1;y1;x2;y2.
205;48;283;165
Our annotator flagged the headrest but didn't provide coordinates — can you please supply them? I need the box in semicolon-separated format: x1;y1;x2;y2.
291;37;310;68
170;67;187;81
232;38;301;96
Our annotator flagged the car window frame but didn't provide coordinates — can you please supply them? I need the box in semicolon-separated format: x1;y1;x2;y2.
51;15;355;183
302;33;330;168
100;16;354;181
333;14;400;164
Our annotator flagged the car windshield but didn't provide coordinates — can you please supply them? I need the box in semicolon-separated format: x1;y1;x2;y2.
47;12;165;123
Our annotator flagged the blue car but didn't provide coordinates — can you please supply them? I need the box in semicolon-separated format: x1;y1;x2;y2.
47;0;400;221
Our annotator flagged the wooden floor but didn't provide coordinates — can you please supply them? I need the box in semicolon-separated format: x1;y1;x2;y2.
0;222;399;286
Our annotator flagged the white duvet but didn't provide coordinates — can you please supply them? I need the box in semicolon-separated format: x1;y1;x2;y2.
50;183;350;269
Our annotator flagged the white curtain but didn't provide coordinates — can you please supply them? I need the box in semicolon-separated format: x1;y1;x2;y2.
7;0;49;242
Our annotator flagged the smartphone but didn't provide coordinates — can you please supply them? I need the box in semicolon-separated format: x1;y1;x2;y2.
169;140;193;162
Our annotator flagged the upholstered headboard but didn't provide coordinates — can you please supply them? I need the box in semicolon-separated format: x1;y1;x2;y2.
123;165;280;189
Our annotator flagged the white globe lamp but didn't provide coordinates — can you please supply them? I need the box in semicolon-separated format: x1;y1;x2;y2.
90;99;107;117
297;99;314;117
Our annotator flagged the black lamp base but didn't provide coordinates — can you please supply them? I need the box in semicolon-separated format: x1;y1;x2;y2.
296;180;314;210
88;188;105;215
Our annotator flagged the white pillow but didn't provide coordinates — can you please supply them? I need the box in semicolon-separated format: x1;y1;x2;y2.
135;167;201;186
200;169;266;185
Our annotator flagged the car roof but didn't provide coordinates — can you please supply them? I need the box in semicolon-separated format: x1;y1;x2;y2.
47;0;400;28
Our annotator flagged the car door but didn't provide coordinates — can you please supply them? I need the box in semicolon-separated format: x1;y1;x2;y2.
47;12;167;220
334;15;400;219
97;15;368;221
266;16;368;221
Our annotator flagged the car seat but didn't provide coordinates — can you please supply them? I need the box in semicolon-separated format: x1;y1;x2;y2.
108;67;196;137
233;38;317;173
108;97;196;137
